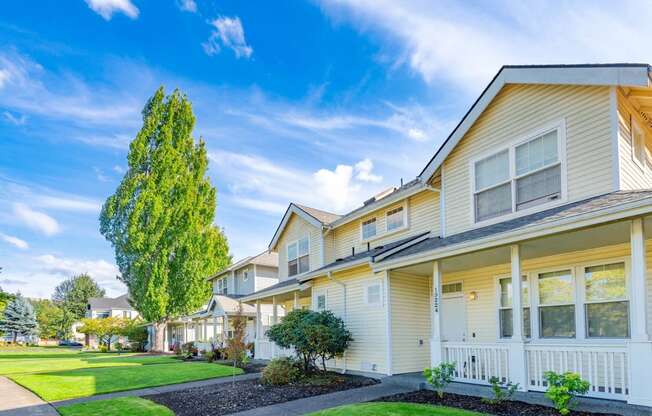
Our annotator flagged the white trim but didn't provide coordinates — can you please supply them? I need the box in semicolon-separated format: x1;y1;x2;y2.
358;201;410;243
418;65;650;183
371;232;431;263
363;278;383;307
360;217;378;241
440;164;446;238
385;205;408;233
313;288;328;312
631;117;647;172
269;204;324;250
469;119;567;226
610;87;621;191
287;235;310;277
494;273;531;340
441;280;463;298
384;270;392;375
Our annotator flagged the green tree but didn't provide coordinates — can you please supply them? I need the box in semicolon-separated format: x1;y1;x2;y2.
100;87;230;351
78;317;125;350
52;274;105;340
0;294;38;342
0;286;15;315
31;299;64;340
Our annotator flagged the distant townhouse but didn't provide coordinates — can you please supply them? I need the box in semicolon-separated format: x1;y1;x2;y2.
241;64;652;408
78;294;139;347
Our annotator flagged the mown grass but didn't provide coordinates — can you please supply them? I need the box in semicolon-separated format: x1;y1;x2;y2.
308;402;488;416
57;397;174;416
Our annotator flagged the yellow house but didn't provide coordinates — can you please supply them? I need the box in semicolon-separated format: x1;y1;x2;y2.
241;64;652;408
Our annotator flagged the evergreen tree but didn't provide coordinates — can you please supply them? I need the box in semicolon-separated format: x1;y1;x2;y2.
100;87;230;351
0;295;38;342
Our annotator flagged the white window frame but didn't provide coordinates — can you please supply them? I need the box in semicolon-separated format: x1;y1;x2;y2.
385;205;408;233
469;120;567;226
243;269;250;281
287;235;310;277
441;281;463;298
360;217;378;241
313;289;328;312
494;274;531;340
216;277;227;295
631;117;647;171
359;202;410;243
363;279;383;307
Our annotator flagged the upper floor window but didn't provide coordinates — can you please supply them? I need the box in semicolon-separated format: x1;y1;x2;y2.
243;270;250;281
288;236;309;276
361;218;377;240
473;125;564;223
632;119;646;169
386;206;405;232
216;278;227;295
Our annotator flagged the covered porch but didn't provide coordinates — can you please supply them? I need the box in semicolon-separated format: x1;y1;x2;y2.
383;216;652;407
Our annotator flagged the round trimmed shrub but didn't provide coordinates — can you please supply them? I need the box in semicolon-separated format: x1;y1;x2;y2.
261;357;301;385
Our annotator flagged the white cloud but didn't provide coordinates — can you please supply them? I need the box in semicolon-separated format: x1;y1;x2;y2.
203;16;253;59
85;0;139;20
2;111;26;126
355;158;382;183
13;203;60;236
177;0;197;12
35;254;119;282
0;233;29;250
0;68;10;89
231;197;288;215
318;0;652;92
93;167;110;182
4;182;103;213
407;128;426;141
113;165;126;174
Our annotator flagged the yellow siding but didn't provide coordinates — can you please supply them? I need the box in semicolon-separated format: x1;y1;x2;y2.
617;90;652;190
311;265;388;375
330;190;439;262
390;270;431;374
276;214;322;281
443;84;614;235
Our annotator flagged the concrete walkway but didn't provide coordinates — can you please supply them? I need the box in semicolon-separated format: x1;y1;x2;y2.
229;383;414;416
0;377;58;416
52;372;261;408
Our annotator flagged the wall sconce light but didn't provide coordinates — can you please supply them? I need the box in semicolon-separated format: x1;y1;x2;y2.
468;291;478;301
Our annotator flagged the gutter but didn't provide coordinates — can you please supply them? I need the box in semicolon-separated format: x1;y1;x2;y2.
327;271;347;374
373;196;652;271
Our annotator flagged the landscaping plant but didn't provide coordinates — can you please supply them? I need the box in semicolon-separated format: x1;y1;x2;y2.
423;362;456;398
261;357;301;385
0;294;38;343
544;371;590;415
224;304;249;367
481;376;518;405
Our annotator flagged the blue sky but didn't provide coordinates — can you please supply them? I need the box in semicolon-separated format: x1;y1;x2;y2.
1;0;651;298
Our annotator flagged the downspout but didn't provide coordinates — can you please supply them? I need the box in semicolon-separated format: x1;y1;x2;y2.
327;271;347;374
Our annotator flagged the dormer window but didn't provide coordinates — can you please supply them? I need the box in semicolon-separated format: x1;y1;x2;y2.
386;206;405;232
288;236;309;276
473;123;565;223
361;218;377;240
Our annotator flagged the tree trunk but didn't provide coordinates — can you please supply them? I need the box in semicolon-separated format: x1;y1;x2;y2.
12;332;17;343
152;321;167;352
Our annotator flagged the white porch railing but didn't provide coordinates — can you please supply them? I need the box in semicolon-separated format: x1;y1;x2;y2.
443;342;510;384
525;344;628;400
255;340;294;360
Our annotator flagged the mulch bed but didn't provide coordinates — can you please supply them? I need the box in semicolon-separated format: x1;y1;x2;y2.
146;373;378;416
374;390;620;416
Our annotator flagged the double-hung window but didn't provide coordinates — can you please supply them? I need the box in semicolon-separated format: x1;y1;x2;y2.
473;126;563;222
362;218;377;240
288;236;309;277
584;262;629;338
386;206;405;232
216;278;227;295
538;270;575;338
498;275;530;338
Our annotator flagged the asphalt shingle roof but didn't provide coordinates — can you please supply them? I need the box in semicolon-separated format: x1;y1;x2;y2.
382;190;652;263
241;277;300;299
294;204;341;224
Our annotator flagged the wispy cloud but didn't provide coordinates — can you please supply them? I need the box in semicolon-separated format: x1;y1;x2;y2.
177;0;197;13
0;278;27;286
0;233;29;250
35;254;119;282
85;0;139;20
13;203;60;236
203;16;253;59
2;111;26;125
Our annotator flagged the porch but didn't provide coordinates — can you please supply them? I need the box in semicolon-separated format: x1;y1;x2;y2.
385;216;652;407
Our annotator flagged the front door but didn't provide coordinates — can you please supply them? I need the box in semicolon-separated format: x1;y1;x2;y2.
441;296;466;342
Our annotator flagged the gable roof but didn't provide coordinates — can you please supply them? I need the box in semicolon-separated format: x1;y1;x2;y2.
418;64;651;182
88;294;132;310
269;203;340;250
208;251;279;281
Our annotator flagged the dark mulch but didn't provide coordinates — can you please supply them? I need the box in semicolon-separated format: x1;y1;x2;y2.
146;373;378;416
374;390;620;416
212;360;266;374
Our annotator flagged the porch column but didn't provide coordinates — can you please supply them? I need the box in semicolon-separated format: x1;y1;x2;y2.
430;261;443;367
163;325;169;351
183;322;187;344
255;300;261;339
293;292;299;310
508;245;527;390
213;316;218;341
272;296;278;358
628;218;652;406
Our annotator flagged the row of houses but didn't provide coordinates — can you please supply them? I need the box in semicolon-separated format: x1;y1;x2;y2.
150;64;652;408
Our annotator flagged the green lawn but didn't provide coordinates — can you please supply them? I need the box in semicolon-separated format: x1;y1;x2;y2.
58;397;174;416
1;346;243;402
309;403;488;416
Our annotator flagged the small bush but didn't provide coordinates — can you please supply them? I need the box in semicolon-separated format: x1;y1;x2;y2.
482;376;518;405
99;344;108;353
424;362;456;398
181;342;197;359
115;342;123;351
204;350;215;362
261;357;301;385
544;371;590;415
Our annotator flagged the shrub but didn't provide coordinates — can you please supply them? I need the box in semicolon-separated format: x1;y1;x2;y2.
424;362;456;398
181;342;197;359
99;344;108;353
482;376;519;405
115;342;123;351
204;350;215;362
266;309;352;373
261;357;301;385
544;371;590;415
224;305;248;367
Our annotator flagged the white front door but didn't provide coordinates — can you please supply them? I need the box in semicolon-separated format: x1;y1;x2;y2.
441;296;466;342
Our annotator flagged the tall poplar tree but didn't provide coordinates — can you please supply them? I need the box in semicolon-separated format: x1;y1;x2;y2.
100;87;230;351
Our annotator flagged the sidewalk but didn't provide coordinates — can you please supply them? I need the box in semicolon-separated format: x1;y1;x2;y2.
229;383;414;416
0;376;58;416
52;372;261;408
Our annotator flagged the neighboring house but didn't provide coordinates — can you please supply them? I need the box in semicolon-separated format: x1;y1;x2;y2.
154;252;279;352
241;64;652;408
80;294;139;347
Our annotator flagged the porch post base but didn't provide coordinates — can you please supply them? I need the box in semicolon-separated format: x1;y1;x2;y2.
430;338;443;367
507;342;527;391
627;340;652;407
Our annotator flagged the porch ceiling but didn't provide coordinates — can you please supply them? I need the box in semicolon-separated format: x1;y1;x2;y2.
393;216;652;275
